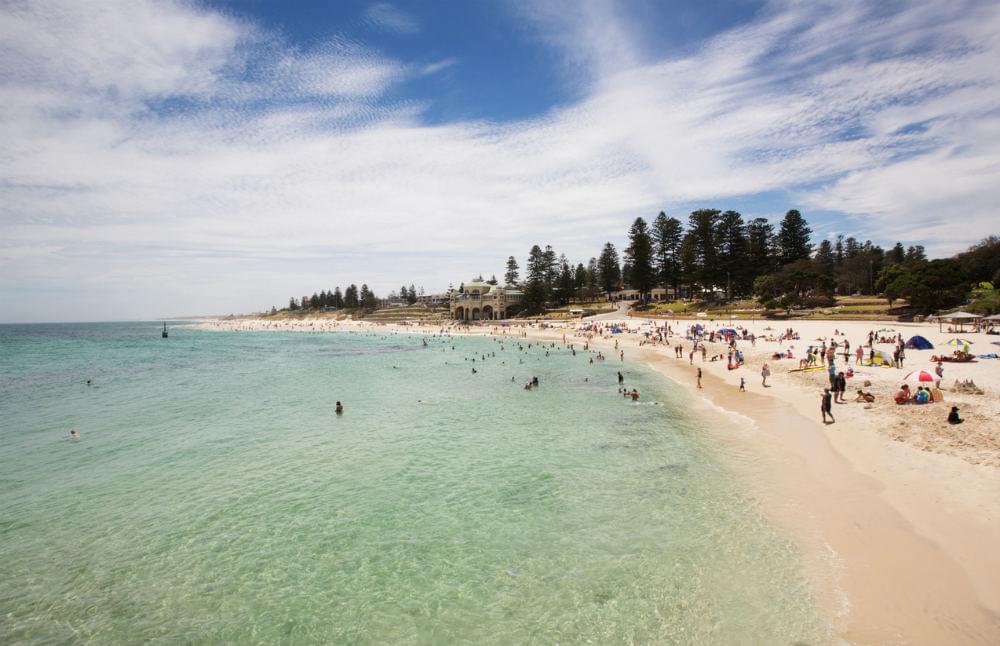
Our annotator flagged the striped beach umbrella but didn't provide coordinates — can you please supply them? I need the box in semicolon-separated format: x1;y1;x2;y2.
902;370;934;385
945;338;973;346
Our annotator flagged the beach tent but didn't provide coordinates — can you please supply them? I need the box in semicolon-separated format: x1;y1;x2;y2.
904;335;934;350
870;349;894;366
611;326;623;334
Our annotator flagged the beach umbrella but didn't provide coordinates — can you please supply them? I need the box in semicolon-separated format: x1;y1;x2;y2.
902;370;935;385
945;338;974;346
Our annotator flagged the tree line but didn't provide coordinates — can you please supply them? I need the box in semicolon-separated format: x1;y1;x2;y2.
503;210;999;315
281;284;378;313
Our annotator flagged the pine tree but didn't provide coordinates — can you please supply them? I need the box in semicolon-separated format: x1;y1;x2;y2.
687;209;720;292
574;263;588;300
289;297;299;311
332;287;344;308
360;284;377;310
556;257;574;304
597;243;621;295
344;284;359;308
625;217;655;301
905;245;926;264
487;275;498;285
407;284;418;304
399;285;409;302
652;212;683;296
777;209;812;265
542;245;557;297
888;242;905;265
524;245;548;313
814;239;836;277
504;256;520;286
310;292;320;309
714;210;748;298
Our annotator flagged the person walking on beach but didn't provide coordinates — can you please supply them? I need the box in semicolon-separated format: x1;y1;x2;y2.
761;363;770;387
855;346;863;365
935;361;944;387
821;389;835;424
697;368;702;389
739;377;746;392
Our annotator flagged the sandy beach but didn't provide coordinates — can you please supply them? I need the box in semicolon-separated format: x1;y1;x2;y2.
195;314;1000;643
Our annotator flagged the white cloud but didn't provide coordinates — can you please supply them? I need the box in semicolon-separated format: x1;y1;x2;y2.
1;0;999;321
363;3;419;35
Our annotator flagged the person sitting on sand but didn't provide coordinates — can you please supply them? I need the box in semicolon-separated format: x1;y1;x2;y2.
948;406;963;425
915;386;930;404
894;384;911;405
855;389;875;403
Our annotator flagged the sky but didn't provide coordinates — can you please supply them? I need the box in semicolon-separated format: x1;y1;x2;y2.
1;0;999;322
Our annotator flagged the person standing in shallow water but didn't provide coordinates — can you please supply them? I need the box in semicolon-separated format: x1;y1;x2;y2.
617;371;624;385
697;368;702;389
335;401;343;414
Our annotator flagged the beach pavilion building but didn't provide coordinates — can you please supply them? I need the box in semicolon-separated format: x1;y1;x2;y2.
450;280;523;320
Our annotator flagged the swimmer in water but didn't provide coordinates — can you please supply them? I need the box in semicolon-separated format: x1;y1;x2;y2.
630;389;639;401
335;401;343;414
69;429;79;439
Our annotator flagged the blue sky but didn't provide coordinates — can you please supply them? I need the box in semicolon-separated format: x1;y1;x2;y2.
1;0;999;321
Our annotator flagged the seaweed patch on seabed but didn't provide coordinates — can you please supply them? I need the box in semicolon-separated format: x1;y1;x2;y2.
596;438;658;451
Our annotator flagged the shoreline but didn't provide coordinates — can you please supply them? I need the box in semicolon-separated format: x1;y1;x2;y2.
191;316;1000;643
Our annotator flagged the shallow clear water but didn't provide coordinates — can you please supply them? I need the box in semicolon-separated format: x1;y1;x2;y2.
1;322;826;644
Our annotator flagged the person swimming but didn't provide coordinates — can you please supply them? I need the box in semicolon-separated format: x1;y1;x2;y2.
630;389;639;401
69;429;79;439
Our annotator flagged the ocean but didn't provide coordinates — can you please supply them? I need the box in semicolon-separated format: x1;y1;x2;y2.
0;322;826;644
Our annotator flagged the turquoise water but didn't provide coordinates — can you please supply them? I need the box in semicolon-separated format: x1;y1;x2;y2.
1;322;826;644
